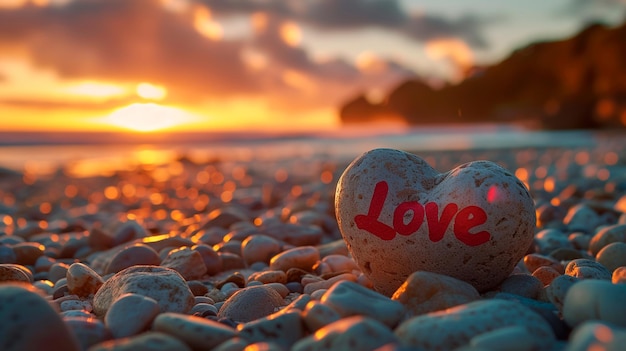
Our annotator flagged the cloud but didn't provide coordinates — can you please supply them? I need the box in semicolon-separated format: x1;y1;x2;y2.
200;0;491;48
0;0;258;102
563;0;626;21
0;0;417;113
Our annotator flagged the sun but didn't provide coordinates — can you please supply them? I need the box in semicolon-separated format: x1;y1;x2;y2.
104;103;198;132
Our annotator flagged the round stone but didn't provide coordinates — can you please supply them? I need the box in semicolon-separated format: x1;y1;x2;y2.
563;279;626;328
93;265;195;317
596;242;626;272
0;283;80;351
335;148;535;295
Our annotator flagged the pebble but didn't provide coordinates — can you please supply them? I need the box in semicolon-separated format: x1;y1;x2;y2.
105;293;160;338
152;312;237;350
241;234;282;265
588;224;626;256
239;310;304;350
12;242;45;265
302;300;341;332
335;148;535;295
192;244;223;276
469;325;542;351
4;138;626;350
49;262;70;283
534;229;573;254
595;242;626;272
613;266;626;283
190;302;218;316
545;274;579;312
391;271;480;317
395;299;555;351
564;259;611;280
321;280;405;327
212;338;250;351
160;246;208;280
292;316;397;351
88;331;192;351
217;285;285;322
249;270;287;284
319;254;359;273
0;245;16;263
0;263;32;282
498;274;544;299
64;316;110;351
523;253;564;274
0;283;80;351
105;244;161;275
269;246;320;272
532;266;562;286
66;262;104;297
303;272;357;295
566;321;626;351
563;204;601;233
93;265;195;316
563;279;626;328
60;299;93;312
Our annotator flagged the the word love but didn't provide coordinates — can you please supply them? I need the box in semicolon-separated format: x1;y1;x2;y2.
354;181;491;246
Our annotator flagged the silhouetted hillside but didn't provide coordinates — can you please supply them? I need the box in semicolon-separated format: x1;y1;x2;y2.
340;22;626;129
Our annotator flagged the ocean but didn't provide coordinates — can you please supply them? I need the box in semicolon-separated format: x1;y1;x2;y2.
0;125;622;178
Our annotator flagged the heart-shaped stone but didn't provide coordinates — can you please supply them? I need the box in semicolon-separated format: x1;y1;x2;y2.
335;148;535;296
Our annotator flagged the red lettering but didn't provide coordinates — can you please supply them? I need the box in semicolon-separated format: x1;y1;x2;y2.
393;201;424;236
354;181;397;240
454;205;491;246
425;202;458;242
353;180;491;246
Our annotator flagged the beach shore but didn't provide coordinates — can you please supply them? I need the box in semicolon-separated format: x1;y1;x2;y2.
1;137;626;350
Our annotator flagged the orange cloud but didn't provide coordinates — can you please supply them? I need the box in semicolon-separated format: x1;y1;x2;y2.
425;38;474;80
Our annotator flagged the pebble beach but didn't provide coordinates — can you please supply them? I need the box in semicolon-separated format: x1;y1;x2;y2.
2;130;626;351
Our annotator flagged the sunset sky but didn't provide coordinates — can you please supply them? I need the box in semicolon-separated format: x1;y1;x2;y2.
1;0;625;133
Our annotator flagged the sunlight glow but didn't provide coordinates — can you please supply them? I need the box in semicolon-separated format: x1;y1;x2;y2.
282;69;316;93
425;38;474;80
251;12;268;33
105;103;199;132
136;82;167;100
64;81;129;98
280;21;302;47
356;52;388;73
193;6;223;41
